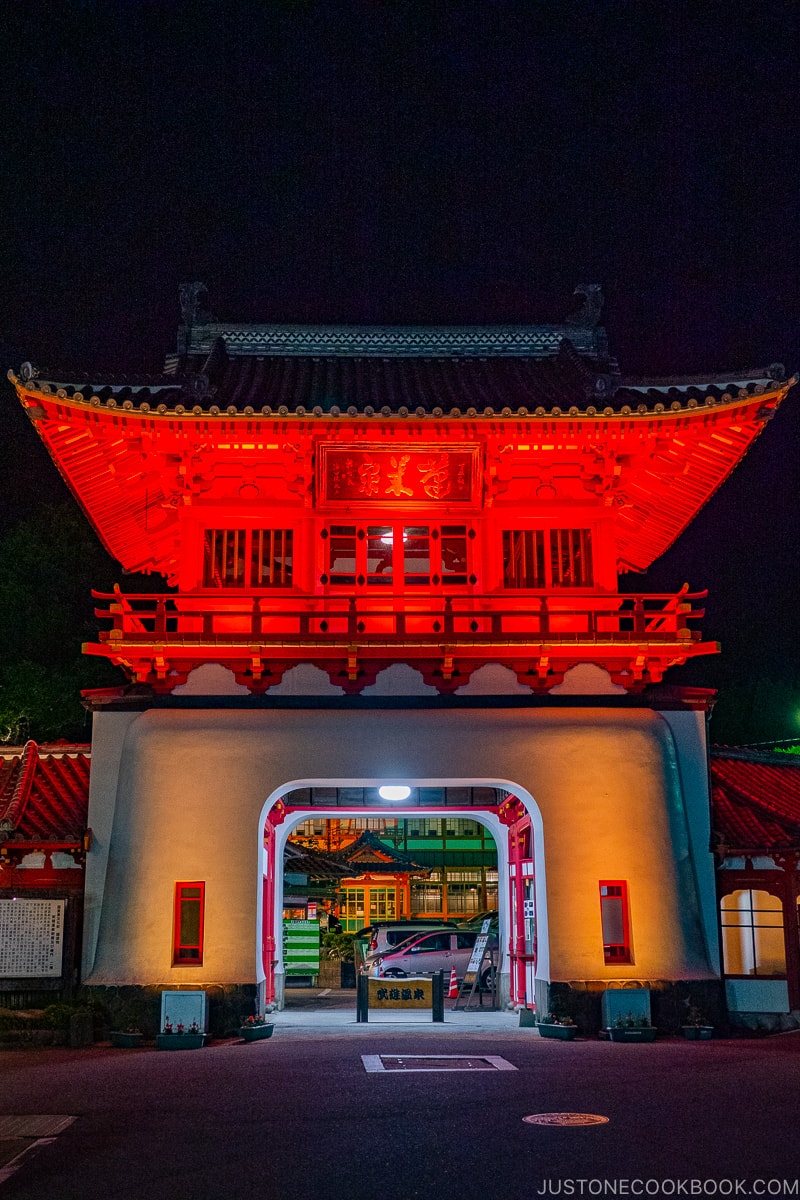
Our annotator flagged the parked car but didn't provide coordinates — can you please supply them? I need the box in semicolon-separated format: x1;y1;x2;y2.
456;910;499;934
353;919;458;968
364;927;497;990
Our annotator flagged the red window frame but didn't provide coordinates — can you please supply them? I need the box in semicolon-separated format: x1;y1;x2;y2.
599;880;631;964
173;881;205;966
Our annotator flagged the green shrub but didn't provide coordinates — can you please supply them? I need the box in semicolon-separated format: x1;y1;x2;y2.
321;931;355;961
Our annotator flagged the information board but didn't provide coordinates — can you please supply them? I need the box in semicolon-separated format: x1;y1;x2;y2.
0;899;65;978
283;918;320;975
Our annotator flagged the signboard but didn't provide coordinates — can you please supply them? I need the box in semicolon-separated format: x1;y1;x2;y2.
0;899;65;978
368;977;433;1009
318;444;480;506
463;918;493;984
283;918;320;975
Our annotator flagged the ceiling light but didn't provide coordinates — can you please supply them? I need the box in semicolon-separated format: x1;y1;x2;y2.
378;785;411;802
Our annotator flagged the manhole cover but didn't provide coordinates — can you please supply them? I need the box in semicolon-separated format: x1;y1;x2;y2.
0;1117;75;1138
363;1054;517;1073
523;1113;609;1127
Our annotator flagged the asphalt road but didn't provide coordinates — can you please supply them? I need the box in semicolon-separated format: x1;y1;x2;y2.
1;1023;799;1200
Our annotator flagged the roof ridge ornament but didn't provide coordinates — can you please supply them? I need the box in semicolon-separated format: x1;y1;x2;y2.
565;284;604;329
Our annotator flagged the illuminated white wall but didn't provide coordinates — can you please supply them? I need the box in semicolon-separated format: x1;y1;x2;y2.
83;705;719;991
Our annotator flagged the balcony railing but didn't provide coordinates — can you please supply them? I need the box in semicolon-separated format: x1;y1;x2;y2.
92;586;706;647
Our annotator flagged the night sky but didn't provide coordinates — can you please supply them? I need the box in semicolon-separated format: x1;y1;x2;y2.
1;0;798;741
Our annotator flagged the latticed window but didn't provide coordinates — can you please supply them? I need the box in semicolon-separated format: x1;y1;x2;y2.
203;529;293;587
721;889;786;976
412;870;443;913
503;528;593;588
446;869;483;913
201;528;292;587
550;528;593;586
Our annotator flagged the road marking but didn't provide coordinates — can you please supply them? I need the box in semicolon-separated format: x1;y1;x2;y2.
363;1054;517;1073
0;1117;75;1138
318;989;332;997
0;1120;75;1188
0;1137;58;1185
523;1113;609;1126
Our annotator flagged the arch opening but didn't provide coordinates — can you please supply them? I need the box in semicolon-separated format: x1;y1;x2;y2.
257;778;549;1014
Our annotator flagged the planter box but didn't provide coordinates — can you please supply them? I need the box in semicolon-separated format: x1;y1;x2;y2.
239;1023;275;1042
538;1023;578;1040
156;1033;206;1051
682;1026;713;1040
608;1027;657;1042
110;1031;144;1049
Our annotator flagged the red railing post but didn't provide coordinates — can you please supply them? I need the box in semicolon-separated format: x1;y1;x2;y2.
633;597;645;635
538;596;550;635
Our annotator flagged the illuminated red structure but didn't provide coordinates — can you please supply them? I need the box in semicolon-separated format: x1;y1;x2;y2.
9;292;791;696
8;286;796;1024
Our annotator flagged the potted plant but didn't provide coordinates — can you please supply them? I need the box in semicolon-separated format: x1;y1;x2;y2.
109;1026;144;1049
681;1005;713;1040
239;1014;275;1042
537;1014;578;1041
156;1018;207;1050
608;1012;657;1042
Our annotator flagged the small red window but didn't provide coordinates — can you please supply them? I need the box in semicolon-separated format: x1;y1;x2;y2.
174;882;205;965
599;880;631;964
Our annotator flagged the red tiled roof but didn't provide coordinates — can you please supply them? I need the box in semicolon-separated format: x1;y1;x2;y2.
0;741;90;845
710;751;800;854
332;830;426;874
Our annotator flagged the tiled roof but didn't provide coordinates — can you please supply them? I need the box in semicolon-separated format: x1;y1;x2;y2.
710;750;800;854
0;741;90;845
283;842;351;879
12;327;787;418
332;830;426;873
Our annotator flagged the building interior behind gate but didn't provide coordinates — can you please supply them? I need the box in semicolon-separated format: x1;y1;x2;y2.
271;785;539;1011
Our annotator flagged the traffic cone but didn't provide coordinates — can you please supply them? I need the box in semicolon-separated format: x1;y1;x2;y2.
448;966;458;998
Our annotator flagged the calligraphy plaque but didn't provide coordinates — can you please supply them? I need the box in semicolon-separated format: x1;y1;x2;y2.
368;976;433;1008
0;899;65;978
317;444;480;506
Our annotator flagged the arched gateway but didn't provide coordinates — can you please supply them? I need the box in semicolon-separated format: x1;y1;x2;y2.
9;290;792;1028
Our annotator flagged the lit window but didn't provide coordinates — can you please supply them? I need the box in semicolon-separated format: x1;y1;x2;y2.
173;882;205;965
411;884;443;913
366;527;394;586
324;525;468;588
599;881;631;964
721;889;786;976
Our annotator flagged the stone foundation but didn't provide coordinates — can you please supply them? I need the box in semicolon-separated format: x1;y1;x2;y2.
543;979;727;1034
80;983;258;1039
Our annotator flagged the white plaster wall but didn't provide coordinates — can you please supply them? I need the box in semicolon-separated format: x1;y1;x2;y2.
83;705;720;988
82;710;142;979
655;708;720;974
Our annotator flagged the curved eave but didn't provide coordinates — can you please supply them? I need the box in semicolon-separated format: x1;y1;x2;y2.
9;373;793;578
